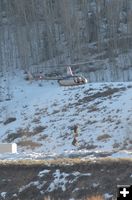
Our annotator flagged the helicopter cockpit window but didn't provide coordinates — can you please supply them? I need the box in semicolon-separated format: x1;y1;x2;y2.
73;77;77;83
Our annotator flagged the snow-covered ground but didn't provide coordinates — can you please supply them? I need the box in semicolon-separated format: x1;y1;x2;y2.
0;70;132;160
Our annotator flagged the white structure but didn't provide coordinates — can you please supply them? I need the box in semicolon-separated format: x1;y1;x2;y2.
67;66;73;76
58;75;87;86
0;143;17;153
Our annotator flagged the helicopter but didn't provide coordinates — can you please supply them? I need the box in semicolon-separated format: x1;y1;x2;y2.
26;63;88;86
58;66;87;86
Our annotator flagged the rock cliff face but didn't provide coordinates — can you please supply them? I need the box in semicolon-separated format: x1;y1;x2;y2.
0;0;132;81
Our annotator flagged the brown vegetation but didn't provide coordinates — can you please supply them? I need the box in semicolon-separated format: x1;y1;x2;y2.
97;134;111;141
4;125;47;143
43;195;104;200
17;140;42;149
4;117;16;125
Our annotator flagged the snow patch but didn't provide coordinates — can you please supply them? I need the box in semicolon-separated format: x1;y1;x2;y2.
47;169;69;192
104;193;113;199
38;169;50;177
19;181;40;193
1;192;7;199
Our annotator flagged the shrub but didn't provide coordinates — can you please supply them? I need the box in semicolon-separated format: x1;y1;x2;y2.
97;134;111;141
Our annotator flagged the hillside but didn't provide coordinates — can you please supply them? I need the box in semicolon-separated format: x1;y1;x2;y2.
0;70;132;160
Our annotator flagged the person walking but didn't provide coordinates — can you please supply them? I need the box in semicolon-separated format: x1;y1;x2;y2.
72;124;79;146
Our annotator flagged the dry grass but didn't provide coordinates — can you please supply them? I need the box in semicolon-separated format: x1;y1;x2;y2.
88;105;100;112
79;142;97;150
32;125;47;135
42;195;104;200
113;142;120;148
97;134;111;141
76;87;126;106
4;127;31;142
84;195;104;200
4;125;47;142
43;197;51;200
38;134;48;141
4;132;21;142
32;117;41;123
61;107;68;112
102;116;115;123
4;117;16;125
0;157;131;167
17;140;42;149
52;109;60;114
